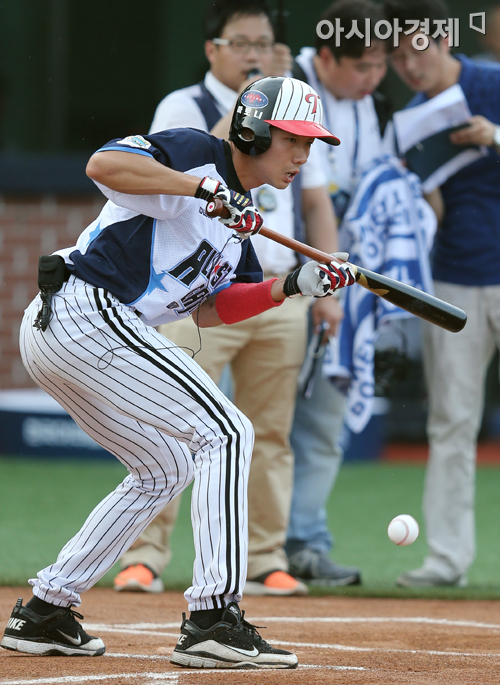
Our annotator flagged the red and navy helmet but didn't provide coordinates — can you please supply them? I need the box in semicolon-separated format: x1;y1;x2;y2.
229;76;341;156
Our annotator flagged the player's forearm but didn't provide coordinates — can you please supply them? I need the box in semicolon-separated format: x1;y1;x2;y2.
196;280;286;328
86;151;200;197
302;186;339;254
194;295;224;328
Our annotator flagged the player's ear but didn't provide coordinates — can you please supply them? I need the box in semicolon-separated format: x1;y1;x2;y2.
438;34;451;55
205;40;216;65
318;45;335;68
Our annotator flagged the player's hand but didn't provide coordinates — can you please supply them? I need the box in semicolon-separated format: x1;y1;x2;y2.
237;70;264;93
311;297;344;336
449;116;497;147
195;176;263;238
329;252;356;288
283;258;356;298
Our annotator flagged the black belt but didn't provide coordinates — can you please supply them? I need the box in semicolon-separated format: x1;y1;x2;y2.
33;255;72;332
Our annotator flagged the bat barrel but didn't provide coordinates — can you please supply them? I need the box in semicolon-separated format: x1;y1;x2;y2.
355;266;467;333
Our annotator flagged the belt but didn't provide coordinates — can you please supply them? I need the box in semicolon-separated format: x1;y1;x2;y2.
33;255;72;332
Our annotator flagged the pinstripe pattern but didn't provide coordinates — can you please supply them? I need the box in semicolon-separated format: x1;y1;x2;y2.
20;277;253;612
270;78;323;124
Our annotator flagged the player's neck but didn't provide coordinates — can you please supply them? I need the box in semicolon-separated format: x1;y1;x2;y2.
229;142;260;191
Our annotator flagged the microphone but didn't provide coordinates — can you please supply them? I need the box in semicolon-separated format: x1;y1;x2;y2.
246;68;263;80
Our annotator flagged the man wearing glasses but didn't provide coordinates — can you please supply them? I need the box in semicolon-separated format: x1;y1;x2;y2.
114;0;346;598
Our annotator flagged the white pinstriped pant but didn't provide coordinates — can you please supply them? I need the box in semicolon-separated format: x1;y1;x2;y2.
20;277;253;612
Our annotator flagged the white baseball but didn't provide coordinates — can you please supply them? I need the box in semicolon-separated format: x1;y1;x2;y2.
387;514;419;546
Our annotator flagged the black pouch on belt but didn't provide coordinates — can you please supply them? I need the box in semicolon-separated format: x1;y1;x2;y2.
33;255;70;332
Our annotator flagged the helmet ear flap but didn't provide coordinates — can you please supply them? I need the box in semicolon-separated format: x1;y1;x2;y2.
239;128;255;142
229;115;272;155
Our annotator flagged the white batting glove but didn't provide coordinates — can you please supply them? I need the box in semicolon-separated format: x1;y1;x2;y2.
329;257;356;289
195;176;263;239
283;259;356;298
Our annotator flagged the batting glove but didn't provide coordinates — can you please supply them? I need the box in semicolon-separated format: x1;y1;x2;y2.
329;255;356;289
283;259;356;298
195;176;263;239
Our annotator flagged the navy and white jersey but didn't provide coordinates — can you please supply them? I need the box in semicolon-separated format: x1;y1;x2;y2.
58;128;262;327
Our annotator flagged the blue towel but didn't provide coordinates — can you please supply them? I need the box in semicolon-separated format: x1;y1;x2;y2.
323;156;436;433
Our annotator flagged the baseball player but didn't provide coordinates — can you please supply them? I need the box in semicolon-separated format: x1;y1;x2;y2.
115;0;345;598
1;76;354;669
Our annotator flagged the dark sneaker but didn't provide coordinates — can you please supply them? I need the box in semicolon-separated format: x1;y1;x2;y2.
0;598;105;656
288;548;361;586
170;602;297;669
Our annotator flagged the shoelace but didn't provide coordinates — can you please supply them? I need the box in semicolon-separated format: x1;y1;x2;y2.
237;611;268;647
65;608;84;622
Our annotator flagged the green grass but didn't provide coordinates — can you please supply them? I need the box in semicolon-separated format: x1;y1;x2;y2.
1;456;499;599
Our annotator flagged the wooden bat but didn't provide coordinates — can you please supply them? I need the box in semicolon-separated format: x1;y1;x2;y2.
206;198;467;333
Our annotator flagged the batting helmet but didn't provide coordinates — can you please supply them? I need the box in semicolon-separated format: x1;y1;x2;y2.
229;76;341;156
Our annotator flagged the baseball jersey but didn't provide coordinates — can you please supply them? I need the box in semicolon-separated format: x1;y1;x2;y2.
295;48;395;219
58;128;262;327
150;70;326;274
408;55;500;286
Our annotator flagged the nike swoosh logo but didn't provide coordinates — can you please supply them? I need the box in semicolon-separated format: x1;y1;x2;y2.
57;630;82;646
230;645;259;657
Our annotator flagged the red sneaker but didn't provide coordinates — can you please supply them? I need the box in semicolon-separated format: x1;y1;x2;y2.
244;570;308;596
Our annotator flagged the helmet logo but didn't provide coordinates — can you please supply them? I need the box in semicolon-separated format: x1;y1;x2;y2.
237;105;263;119
241;90;269;108
305;92;319;114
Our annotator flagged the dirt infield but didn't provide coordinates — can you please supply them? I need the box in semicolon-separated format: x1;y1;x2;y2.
1;586;500;684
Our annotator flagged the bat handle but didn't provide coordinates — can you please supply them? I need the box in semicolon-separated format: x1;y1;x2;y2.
206;198;230;219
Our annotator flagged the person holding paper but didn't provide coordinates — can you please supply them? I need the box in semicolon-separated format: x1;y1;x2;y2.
385;0;500;587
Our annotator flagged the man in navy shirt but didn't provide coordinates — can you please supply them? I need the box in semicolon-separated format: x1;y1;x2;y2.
0;77;355;668
385;0;500;587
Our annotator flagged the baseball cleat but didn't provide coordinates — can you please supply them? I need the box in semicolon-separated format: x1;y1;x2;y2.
244;570;308;596
0;598;105;656
170;602;298;669
287;548;361;586
114;564;165;593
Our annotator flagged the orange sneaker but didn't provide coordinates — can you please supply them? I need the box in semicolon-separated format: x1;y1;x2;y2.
244;570;308;596
113;564;164;593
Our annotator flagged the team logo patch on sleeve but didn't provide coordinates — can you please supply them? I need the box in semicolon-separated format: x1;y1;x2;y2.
115;135;151;149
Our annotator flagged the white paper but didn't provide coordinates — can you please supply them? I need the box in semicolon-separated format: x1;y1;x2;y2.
393;85;487;191
394;84;471;154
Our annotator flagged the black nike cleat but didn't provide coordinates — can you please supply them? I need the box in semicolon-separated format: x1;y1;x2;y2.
170;602;297;669
0;598;105;656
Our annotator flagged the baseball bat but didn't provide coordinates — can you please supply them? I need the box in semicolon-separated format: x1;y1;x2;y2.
206;198;467;333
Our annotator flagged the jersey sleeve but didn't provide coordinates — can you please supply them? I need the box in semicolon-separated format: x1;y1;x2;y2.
95;129;222;174
90;130;225;220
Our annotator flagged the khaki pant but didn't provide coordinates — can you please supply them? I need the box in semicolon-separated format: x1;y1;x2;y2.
422;281;500;579
120;296;309;579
